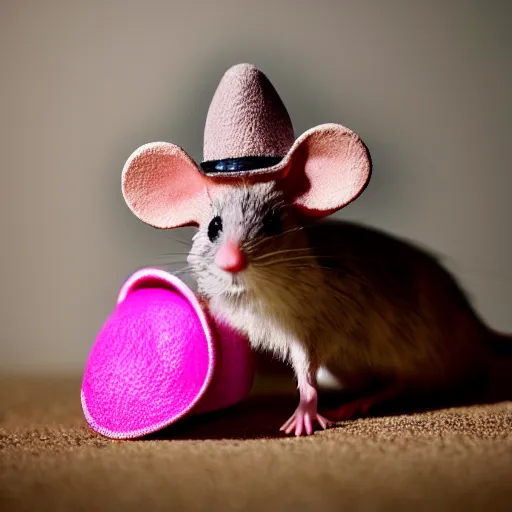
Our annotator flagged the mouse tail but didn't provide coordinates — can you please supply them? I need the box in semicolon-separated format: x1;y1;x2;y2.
482;330;512;401
488;330;512;357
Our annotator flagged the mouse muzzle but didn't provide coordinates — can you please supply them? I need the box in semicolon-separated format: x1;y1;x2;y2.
214;239;247;273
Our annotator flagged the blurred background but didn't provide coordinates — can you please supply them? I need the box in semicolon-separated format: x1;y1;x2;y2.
0;0;510;374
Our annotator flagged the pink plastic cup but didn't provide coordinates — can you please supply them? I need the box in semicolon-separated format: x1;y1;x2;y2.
81;268;255;439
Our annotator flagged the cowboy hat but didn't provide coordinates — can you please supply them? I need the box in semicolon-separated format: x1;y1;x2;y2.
121;63;371;229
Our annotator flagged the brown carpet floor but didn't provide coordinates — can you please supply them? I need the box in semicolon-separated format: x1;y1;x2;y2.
1;365;512;512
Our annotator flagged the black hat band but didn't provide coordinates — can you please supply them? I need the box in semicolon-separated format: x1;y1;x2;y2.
200;156;283;174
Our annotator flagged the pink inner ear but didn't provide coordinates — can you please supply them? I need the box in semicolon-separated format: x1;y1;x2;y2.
281;124;371;217
122;142;210;229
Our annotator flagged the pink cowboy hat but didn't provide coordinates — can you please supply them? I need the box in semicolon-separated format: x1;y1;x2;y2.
121;63;372;230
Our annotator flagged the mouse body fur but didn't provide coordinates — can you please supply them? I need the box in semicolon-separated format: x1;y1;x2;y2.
187;181;506;435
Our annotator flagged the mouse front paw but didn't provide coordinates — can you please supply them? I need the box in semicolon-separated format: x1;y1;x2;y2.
280;402;332;437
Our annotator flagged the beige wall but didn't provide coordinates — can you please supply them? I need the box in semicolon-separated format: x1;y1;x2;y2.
1;0;510;373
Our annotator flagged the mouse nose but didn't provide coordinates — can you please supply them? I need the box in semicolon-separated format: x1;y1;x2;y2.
214;239;247;273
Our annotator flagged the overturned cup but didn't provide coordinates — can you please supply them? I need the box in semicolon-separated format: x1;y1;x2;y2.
81;268;255;439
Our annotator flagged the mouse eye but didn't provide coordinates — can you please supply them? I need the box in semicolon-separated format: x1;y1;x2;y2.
207;215;223;242
261;210;282;236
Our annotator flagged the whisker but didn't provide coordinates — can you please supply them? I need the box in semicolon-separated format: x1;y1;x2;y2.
255;272;316;290
252;247;314;262
145;261;190;270
274;264;335;273
266;263;370;290
243;226;306;252
172;267;194;276
162;234;192;247
259;268;357;302
151;260;188;265
255;260;366;283
151;265;194;276
252;255;336;267
158;251;197;257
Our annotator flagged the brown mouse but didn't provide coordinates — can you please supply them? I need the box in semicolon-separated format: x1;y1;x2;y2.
120;66;510;437
187;180;511;436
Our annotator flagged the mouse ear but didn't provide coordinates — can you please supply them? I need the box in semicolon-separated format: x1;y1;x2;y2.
122;142;211;229
279;124;371;217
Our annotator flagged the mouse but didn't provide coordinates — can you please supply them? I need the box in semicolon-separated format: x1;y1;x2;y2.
185;179;510;437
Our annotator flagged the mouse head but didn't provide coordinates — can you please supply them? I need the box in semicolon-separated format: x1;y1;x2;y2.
187;181;302;299
121;64;371;296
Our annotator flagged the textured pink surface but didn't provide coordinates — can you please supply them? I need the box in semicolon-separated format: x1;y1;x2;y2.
81;269;254;439
192;316;255;415
279;123;371;218
121;142;211;229
203;63;295;161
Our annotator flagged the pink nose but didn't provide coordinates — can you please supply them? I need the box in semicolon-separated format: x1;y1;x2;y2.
214;239;247;273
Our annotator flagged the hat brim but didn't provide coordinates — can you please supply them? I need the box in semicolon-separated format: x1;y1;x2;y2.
122;123;371;228
198;123;370;178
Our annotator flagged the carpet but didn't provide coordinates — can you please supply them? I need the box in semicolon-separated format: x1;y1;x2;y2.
1;362;512;512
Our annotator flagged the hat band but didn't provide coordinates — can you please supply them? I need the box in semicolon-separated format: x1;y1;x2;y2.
200;156;283;174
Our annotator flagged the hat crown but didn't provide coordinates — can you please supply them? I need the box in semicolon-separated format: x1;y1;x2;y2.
203;63;295;162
